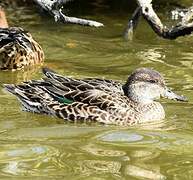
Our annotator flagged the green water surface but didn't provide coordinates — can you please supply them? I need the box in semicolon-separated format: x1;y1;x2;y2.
0;1;193;179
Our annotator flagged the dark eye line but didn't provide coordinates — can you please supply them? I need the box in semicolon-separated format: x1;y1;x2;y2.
135;78;159;84
148;79;157;83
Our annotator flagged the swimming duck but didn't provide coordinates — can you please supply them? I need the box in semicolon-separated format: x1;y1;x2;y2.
0;7;44;70
4;68;187;125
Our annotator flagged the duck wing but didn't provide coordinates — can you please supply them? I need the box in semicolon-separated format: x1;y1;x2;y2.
0;27;36;50
4;83;116;124
0;27;44;70
42;67;124;94
33;68;128;109
4;68;135;124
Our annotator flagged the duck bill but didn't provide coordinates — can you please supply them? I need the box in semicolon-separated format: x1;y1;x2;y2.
162;88;188;102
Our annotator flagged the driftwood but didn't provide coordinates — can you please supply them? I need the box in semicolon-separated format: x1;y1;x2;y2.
171;7;192;20
34;0;104;27
124;7;141;40
125;0;193;40
3;0;193;39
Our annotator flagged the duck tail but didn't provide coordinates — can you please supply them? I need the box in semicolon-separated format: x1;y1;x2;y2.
42;67;56;77
4;83;53;114
4;84;17;95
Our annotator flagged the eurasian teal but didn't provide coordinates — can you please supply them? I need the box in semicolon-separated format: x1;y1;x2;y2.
4;68;187;125
0;7;44;70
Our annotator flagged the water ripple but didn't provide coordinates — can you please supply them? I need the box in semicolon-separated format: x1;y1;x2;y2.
96;130;193;154
0;144;59;176
81;143;127;157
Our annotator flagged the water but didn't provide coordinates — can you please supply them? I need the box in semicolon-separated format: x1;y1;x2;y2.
1;1;193;179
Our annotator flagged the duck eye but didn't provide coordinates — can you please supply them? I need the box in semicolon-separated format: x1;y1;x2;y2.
149;80;157;83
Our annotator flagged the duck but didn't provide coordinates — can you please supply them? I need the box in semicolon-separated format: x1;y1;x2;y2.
4;67;187;126
0;6;44;70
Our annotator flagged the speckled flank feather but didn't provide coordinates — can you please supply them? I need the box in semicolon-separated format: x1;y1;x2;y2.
4;68;177;126
0;27;44;70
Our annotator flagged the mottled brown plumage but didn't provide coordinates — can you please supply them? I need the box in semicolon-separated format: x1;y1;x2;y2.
4;68;187;126
0;7;44;70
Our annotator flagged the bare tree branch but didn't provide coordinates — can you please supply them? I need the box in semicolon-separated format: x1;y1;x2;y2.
34;0;104;27
124;7;141;40
125;0;193;40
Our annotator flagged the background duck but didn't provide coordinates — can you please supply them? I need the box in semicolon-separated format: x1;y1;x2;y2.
4;68;187;126
0;6;44;70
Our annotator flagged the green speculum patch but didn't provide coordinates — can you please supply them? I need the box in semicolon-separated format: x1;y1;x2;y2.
57;96;74;105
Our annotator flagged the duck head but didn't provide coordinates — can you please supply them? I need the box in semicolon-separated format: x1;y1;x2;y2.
123;68;187;104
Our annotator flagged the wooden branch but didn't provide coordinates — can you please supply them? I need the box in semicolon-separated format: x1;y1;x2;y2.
34;0;104;27
181;7;193;24
126;0;193;40
171;7;189;20
124;7;141;40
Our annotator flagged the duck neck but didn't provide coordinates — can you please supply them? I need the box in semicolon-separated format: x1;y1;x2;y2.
122;84;153;104
0;8;8;28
